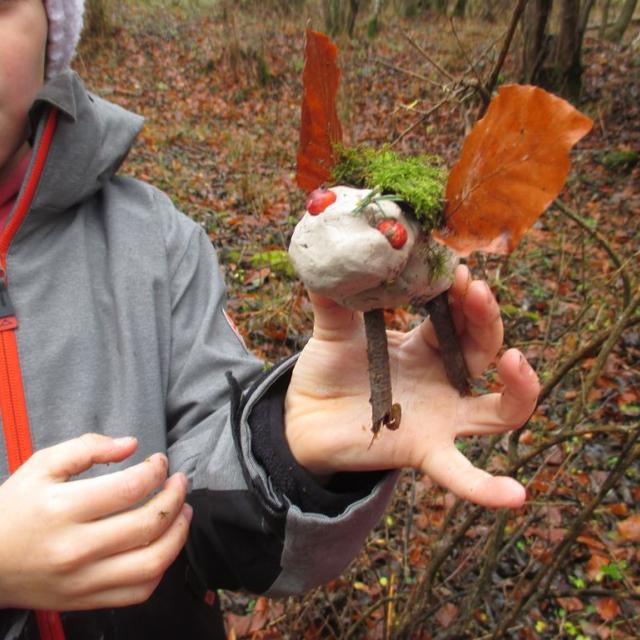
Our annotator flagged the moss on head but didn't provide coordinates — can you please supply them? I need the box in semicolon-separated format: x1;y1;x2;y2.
332;145;447;231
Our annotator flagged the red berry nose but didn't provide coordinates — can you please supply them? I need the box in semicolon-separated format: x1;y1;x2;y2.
306;188;337;215
376;220;408;249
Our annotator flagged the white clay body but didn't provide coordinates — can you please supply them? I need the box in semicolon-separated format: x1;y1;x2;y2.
289;186;458;311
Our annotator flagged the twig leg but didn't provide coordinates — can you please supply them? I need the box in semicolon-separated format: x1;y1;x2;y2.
363;308;401;441
424;291;472;396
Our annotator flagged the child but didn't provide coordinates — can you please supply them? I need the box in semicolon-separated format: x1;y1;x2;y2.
0;1;540;638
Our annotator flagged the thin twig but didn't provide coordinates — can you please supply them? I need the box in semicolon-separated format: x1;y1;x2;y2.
396;504;484;637
563;286;640;430
343;596;397;640
400;29;456;83
390;93;458;146
510;424;638;474
481;0;529;115
402;469;416;583
539;315;640;404
533;231;567;377
449;509;508;638
493;429;640;638
448;17;486;99
553;199;633;308
374;56;441;87
551;588;640;601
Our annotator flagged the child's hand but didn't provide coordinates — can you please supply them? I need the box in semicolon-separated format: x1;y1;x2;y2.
0;434;192;610
285;265;540;509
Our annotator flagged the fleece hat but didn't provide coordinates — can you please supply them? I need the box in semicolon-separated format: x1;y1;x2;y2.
44;0;86;80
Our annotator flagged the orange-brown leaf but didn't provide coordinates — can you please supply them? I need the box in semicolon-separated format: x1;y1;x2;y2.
296;30;343;193
586;553;609;581
617;513;640;542
556;596;584;612
433;85;593;256
435;602;458;628
595;597;620;622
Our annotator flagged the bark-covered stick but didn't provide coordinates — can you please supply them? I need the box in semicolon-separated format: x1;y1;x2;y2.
363;308;401;437
423;291;472;396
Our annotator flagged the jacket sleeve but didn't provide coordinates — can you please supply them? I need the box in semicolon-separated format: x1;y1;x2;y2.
159;204;397;597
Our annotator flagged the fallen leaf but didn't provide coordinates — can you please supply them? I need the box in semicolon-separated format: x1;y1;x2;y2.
434;85;593;256
586;553;609;581
556;596;584;611
577;534;606;551
617;513;640;541
608;503;629;517
595;597;620;622
520;429;534;445
435;602;458;628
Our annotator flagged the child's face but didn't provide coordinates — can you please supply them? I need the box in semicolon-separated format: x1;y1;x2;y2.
0;0;48;178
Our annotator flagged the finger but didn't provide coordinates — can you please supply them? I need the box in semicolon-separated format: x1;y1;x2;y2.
81;473;187;559
421;444;526;509
308;290;362;341
457;280;503;376
61;452;169;521
59;580;164;611
36;434;138;482
68;504;192;597
458;348;540;436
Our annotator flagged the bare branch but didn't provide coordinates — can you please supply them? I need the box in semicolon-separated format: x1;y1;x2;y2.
563;286;640;430
400;29;457;83
553;199;633;308
480;0;529;116
374;56;441;87
493;428;640;638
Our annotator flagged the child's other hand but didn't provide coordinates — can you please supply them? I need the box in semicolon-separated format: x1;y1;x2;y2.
0;434;192;610
285;265;540;509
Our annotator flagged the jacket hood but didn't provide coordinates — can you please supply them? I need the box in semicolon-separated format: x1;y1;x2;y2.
28;70;144;214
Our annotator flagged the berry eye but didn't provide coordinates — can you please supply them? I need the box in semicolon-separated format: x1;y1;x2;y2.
306;188;337;215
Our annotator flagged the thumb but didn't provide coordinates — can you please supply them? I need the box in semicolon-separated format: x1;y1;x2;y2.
308;290;362;340
37;433;138;481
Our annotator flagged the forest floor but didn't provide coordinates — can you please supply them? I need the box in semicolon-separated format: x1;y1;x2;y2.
78;3;639;639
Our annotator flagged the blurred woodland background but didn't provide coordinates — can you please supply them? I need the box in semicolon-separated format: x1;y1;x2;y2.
75;0;638;638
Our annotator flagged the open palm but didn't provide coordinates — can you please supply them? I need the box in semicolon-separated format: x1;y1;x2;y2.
285;265;540;509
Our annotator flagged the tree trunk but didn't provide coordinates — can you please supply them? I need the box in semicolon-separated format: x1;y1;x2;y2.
599;0;612;40
323;0;340;36
347;0;360;37
521;0;594;101
578;0;596;36
481;0;497;22
553;0;583;100
324;0;360;37
432;0;448;13
521;0;553;84
606;0;638;41
85;0;111;36
368;0;384;37
451;0;466;18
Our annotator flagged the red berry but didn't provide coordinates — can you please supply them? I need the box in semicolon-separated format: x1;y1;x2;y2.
306;187;337;215
376;220;408;249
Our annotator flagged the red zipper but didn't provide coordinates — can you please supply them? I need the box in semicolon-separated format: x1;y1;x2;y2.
0;108;66;640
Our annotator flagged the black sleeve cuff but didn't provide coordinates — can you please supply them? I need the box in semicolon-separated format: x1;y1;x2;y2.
248;367;386;517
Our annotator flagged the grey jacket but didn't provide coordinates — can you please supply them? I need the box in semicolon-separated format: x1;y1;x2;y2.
0;72;395;639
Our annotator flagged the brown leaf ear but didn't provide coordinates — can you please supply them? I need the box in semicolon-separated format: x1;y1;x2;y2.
433;85;593;256
296;30;343;193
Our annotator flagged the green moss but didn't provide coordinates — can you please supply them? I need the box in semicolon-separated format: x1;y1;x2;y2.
598;149;638;173
250;250;295;278
332;145;446;231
